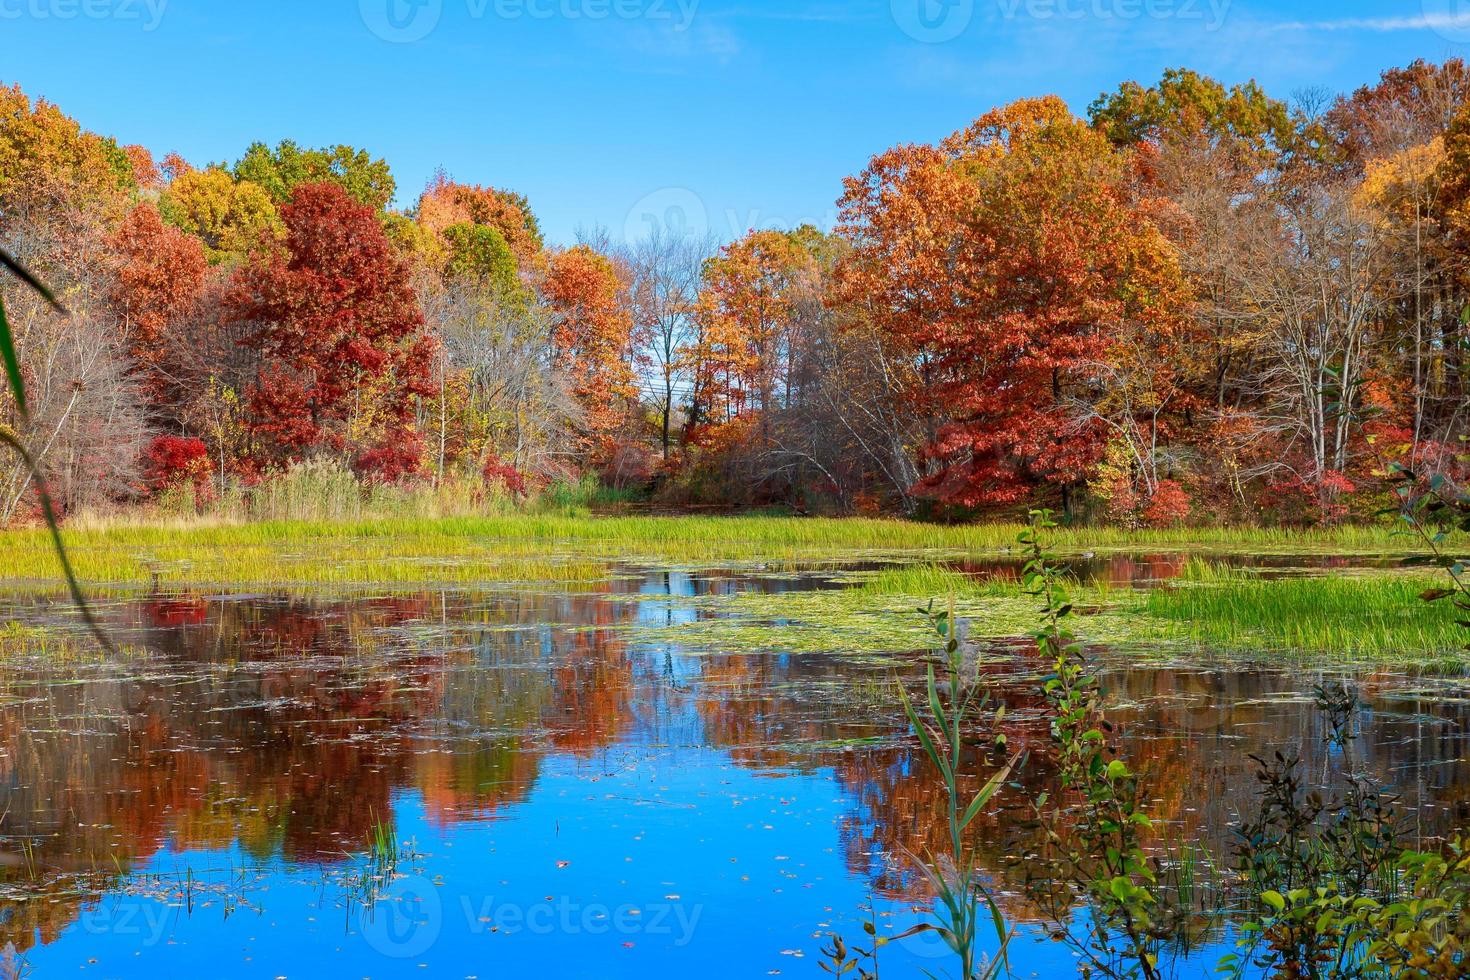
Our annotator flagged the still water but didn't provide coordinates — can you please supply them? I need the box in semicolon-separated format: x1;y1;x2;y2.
0;560;1466;978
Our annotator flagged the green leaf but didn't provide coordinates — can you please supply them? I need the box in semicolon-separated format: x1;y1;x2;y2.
0;432;114;655
960;758;1016;831
0;247;64;313
0;294;24;417
1261;890;1286;913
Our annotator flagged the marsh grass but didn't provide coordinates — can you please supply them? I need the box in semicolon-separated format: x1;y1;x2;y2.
0;515;1440;589
852;564;999;597
1144;561;1464;656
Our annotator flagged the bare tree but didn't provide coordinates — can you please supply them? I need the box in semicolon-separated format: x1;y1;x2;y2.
624;228;713;458
416;274;579;480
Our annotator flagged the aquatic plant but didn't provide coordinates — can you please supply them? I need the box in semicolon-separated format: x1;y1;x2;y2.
823;600;1015;980
1218;475;1470;979
1022;509;1168;980
894;600;1016;979
1143;566;1466;657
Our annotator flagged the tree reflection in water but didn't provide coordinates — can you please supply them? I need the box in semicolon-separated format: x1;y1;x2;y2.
0;567;1465;972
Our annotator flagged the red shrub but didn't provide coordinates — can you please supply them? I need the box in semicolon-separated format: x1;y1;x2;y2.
1140;480;1191;527
482;454;529;497
145;436;214;502
354;432;424;484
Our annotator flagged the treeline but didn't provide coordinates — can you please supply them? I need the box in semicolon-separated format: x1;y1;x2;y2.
2;60;1469;526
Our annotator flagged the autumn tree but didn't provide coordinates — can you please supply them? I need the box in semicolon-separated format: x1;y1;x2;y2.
108;201;209;409
416;174;544;269
1326;58;1470;171
160;164;283;263
1089;67;1298;176
840;96;1188;513
626;227;710;458
691;230;810;431
227;181;435;477
542;244;637;460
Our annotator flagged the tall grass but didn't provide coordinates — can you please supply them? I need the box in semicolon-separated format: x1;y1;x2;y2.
1146;561;1466;656
855;564;1003;597
139;460;610;525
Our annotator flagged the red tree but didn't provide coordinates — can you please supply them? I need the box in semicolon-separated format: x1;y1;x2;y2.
227;181;435;475
109;201;208;407
838;97;1187;511
144;435;214;502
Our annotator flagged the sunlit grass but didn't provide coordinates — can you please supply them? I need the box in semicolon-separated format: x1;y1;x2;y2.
0;515;1433;589
1142;561;1467;657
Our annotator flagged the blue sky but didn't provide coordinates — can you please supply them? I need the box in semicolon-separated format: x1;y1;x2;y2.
4;0;1467;245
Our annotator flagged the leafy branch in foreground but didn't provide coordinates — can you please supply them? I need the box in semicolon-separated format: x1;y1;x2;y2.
1022;509;1167;980
1217;471;1470;979
823;599;1015;980
0;245;114;653
1384;465;1470;648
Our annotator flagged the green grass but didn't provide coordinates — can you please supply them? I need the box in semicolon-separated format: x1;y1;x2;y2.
1141;561;1468;658
851;563;1008;597
1;515;1465;663
0;515;1435;589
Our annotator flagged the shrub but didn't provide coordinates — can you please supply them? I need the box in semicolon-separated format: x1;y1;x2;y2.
144;435;214;503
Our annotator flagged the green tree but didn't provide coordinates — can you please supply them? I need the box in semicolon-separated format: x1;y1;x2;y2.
233;139;396;212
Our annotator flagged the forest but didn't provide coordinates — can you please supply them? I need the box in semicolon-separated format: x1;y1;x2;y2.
3;58;1470;527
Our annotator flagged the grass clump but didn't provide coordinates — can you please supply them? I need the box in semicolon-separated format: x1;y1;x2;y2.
1144;561;1465;657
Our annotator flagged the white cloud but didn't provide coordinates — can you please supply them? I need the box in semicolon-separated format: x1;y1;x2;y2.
1273;12;1470;33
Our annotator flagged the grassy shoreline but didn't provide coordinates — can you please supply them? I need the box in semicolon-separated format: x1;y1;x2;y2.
0;514;1434;589
0;516;1462;662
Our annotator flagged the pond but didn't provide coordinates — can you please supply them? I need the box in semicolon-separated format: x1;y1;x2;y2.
0;558;1467;978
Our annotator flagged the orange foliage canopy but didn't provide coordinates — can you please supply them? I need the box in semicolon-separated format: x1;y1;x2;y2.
543;244;637;453
108;201;209;406
417;174;543;268
838;96;1189;508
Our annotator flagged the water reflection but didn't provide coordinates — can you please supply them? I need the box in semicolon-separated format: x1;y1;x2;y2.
0;565;1464;976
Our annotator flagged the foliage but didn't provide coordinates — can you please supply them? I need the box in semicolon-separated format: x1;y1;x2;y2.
825;598;1015;980
158;164;283;263
837;97;1189;510
543;244;637;456
144;435;213;501
4;63;1470;522
226;181;435;471
1022;509;1168;979
233;139;396;213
